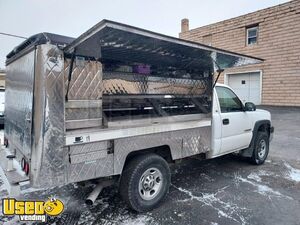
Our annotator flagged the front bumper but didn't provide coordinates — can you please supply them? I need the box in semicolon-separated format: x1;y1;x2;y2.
269;126;274;141
0;147;29;196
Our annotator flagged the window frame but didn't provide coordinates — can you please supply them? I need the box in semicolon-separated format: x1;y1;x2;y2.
246;26;258;46
215;86;245;113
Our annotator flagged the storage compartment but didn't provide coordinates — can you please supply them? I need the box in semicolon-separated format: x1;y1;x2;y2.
64;59;103;130
67;141;113;183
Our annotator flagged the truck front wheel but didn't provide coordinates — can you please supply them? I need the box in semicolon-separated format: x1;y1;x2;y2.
250;132;269;165
119;153;171;212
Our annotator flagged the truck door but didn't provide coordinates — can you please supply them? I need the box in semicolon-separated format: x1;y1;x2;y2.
215;86;252;154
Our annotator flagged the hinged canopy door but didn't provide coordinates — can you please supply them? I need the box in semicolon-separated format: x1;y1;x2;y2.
64;20;263;72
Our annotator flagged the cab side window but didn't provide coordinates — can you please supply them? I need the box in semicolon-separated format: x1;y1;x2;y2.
216;86;244;113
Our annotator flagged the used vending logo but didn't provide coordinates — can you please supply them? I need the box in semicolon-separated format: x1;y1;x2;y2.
2;197;64;222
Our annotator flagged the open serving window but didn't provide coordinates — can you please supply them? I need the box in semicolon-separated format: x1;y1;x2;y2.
63;20;263;128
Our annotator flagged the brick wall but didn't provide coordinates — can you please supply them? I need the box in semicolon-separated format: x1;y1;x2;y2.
0;71;5;88
180;0;300;106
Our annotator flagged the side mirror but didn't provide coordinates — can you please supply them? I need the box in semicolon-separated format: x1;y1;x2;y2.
244;102;256;111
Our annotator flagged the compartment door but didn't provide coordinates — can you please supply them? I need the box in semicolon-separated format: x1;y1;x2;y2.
5;49;35;158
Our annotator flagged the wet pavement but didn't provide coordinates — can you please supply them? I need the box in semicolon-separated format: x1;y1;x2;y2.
0;106;300;225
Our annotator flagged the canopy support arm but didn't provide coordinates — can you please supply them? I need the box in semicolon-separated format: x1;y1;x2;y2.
65;51;76;102
213;68;225;88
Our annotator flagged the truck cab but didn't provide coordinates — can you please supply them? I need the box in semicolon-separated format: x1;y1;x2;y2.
211;83;273;163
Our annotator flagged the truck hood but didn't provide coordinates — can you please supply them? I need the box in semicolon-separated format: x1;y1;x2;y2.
255;109;271;121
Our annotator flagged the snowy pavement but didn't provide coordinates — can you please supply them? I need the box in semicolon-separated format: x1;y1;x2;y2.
1;156;300;225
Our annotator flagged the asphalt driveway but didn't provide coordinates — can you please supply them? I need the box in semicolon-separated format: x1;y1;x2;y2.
0;106;300;225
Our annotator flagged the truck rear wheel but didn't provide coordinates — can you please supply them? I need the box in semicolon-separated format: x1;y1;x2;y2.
119;153;171;212
250;132;269;165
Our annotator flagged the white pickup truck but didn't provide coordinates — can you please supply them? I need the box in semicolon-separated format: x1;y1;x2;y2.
118;84;274;212
0;20;273;213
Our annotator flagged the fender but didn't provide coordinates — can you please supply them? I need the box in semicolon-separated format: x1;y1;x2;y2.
241;120;271;157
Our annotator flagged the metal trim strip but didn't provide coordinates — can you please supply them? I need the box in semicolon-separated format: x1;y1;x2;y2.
65;118;102;130
65;119;211;146
65;100;103;109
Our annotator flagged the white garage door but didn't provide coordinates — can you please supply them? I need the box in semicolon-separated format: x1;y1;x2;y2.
227;72;261;105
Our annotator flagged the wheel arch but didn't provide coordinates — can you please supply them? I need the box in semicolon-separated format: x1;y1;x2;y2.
121;145;173;174
241;120;271;157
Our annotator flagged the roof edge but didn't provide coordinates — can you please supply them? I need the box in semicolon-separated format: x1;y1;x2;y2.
6;32;74;65
183;0;293;34
65;19;264;62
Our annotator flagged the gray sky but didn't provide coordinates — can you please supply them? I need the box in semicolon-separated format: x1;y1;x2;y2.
0;0;289;69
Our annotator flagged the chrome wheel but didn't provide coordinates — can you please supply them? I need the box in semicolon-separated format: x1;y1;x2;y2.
138;167;163;201
258;139;267;159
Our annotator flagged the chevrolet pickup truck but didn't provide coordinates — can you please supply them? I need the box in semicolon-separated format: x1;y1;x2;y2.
0;20;273;213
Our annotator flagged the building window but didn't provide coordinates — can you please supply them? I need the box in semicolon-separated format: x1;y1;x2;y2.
203;34;212;46
246;26;258;45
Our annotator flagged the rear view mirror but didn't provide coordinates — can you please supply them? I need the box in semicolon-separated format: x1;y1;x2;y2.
245;102;256;111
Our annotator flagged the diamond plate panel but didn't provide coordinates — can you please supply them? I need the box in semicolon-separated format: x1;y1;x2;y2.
30;44;67;188
182;126;211;158
114;126;211;174
67;141;113;182
64;60;103;124
64;60;103;100
68;161;98;183
69;141;109;155
95;154;114;178
70;150;107;164
68;154;113;183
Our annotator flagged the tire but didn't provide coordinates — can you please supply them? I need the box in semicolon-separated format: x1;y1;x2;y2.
119;153;171;212
250;132;269;165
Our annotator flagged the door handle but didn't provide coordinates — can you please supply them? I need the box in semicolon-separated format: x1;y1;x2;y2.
223;118;229;125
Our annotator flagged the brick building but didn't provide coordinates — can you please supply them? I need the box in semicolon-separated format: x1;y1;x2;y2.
179;0;300;106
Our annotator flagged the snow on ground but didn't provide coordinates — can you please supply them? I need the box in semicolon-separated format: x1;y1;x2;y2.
284;162;300;182
235;175;292;200
247;170;275;183
234;168;294;200
173;185;249;225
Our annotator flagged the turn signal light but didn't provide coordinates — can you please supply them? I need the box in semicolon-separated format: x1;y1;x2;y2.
21;158;29;176
24;162;29;176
